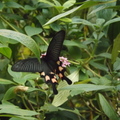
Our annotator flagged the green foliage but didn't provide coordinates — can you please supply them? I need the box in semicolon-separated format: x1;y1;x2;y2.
0;0;120;120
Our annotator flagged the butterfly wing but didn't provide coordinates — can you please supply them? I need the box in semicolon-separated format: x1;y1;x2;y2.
46;30;65;62
11;58;42;72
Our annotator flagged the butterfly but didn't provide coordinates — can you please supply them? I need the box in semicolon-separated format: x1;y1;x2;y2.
11;30;72;94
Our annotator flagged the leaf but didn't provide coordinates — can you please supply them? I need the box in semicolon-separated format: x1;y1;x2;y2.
43;1;104;26
5;1;23;9
8;65;23;84
41;103;58;112
2;87;16;101
63;0;76;9
98;53;111;59
98;93;119;120
72;17;95;29
52;70;79;106
0;29;40;60
67;70;79;83
38;0;55;6
24;5;36;10
59;107;80;116
44;5;81;26
111;33;120;63
90;61;108;72
0;78;15;85
52;81;70;107
0;103;38;116
64;40;87;49
103;17;120;28
61;84;114;97
113;58;120;71
0;45;12;58
0;58;9;70
25;26;42;36
0;2;4;11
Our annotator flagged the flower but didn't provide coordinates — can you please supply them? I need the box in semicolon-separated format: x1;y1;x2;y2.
59;56;70;67
41;53;70;67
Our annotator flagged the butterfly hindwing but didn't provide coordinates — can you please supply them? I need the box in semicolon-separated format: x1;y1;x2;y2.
11;58;42;72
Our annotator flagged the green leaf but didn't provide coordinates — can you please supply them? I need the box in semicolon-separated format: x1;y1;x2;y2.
0;29;40;60
98;53;111;59
0;45;12;58
67;70;79;83
63;0;76;9
98;93;119;120
38;0;55;6
0;36;18;44
61;84;114;97
41;103;58;112
90;61;108;72
113;58;120;71
0;78;15;85
2;87;16;101
43;5;81;26
5;1;23;9
52;81;70;107
0;58;9;70
64;40;87;49
0;102;38;116
8;65;23;84
52;70;79;106
72;17;95;29
25;26;42;36
111;33;120;63
59;107;80;116
0;2;4;11
24;5;36;10
103;17;120;28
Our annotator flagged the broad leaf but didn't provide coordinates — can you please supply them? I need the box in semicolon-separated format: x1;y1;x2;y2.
52;70;79;106
0;45;12;58
25;26;42;36
0;29;40;60
98;93;119;120
111;33;120;63
61;84;114;96
0;103;38;116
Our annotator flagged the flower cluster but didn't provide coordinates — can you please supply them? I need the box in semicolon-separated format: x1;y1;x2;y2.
59;56;70;67
40;53;70;67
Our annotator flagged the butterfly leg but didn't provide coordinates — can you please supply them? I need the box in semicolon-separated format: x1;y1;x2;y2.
40;72;58;94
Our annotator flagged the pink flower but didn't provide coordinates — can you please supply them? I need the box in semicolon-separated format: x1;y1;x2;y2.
59;56;70;67
41;53;70;67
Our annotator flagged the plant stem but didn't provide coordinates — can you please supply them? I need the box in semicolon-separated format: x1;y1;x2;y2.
0;16;19;32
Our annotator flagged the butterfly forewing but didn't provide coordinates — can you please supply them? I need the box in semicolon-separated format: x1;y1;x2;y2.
46;30;65;62
11;58;42;72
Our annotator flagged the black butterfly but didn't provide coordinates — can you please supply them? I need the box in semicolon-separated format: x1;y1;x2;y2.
11;30;72;94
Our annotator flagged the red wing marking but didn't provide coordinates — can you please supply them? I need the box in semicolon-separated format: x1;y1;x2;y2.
41;72;45;77
59;73;63;78
59;66;63;71
57;61;60;65
45;75;50;81
51;78;57;83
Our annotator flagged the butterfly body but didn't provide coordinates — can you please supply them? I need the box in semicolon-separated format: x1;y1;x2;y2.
12;30;72;94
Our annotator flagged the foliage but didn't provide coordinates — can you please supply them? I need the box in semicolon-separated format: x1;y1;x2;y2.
0;0;120;120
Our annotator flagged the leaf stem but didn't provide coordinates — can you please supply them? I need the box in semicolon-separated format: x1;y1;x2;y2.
38;35;49;46
84;64;101;77
0;16;19;32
